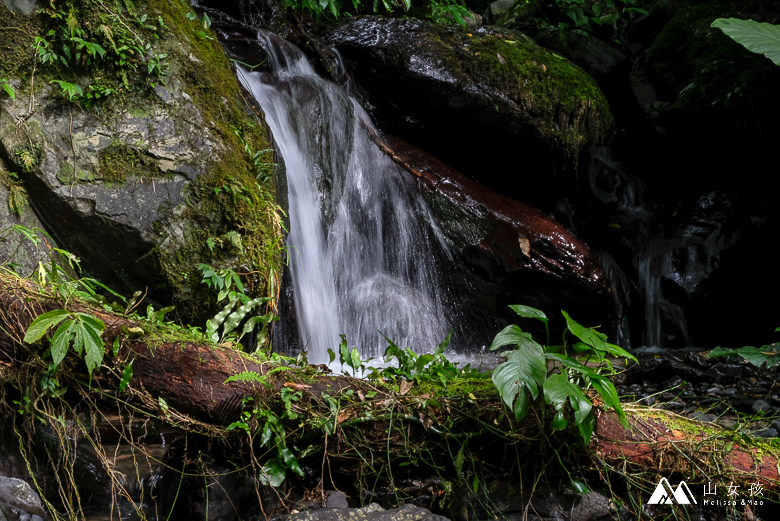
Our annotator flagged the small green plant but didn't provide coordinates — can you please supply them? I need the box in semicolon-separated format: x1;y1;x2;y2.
24;309;106;378
197;263;278;349
33;0;169;104
328;334;374;376
1;79;15;99
708;328;780;369
497;0;648;49
490;304;636;443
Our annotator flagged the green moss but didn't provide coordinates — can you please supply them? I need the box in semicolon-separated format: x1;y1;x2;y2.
425;27;613;158
98;142;168;183
469;34;612;154
58;163;94;184
0;3;39;86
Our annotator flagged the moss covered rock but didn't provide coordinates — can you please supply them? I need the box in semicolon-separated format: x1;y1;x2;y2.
321;17;613;208
0;0;281;322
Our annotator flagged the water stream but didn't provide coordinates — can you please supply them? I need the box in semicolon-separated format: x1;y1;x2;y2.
239;31;455;364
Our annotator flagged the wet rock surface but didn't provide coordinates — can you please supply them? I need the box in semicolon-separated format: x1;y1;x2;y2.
319;16;613;211
378;135;610;329
617;348;780;437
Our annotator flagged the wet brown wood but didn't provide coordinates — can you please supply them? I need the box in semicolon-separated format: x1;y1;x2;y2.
593;406;780;492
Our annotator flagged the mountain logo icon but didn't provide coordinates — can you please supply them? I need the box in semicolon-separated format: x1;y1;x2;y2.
647;478;697;505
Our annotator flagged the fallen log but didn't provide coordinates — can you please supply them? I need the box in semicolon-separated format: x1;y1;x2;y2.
1;271;780;510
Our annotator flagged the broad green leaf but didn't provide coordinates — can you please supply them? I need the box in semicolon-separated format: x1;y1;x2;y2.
24;309;71;343
349;347;361;370
708;346;736;358
80;317;105;376
543;373;592;426
712;18;780;66
508;304;548;324
490;325;541;351
591;378;627;427
571;478;590;495
50;320;77;368
434;330;452;356
118;359;134;392
454;444;465;475
261;458;287;487
2;82;14;100
577;409;596;443
491;342;546;421
549;409;567;430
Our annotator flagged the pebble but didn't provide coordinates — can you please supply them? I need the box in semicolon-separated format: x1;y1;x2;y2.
689;412;717;423
749;427;778;438
752;400;773;414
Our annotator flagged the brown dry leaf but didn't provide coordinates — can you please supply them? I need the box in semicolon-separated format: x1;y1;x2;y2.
336;410;354;425
497;52;506;65
518;235;530;257
399;379;414;395
540;63;547;72
284;382;312;390
357;390;365;401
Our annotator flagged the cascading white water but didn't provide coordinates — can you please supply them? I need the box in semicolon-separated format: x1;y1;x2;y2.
238;31;452;364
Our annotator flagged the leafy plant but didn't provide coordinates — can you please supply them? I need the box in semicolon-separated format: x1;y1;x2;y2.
197;263;278;349
708;328;780;369
24;309;106;378
1;79;15;99
33;0;169;105
497;0;647;49
491;304;636;442
328;334;374;377
712;18;780;67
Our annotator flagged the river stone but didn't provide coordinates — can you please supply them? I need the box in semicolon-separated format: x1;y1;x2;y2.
320;16;613;211
278;503;449;521
0;477;46;519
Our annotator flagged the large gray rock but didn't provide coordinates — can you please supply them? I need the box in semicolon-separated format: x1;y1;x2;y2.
0;0;279;319
0;477;46;519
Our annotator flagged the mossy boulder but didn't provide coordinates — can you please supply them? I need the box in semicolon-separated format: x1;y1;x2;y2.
321;17;613;210
0;0;281;321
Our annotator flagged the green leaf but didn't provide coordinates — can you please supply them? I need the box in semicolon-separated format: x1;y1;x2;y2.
712;18;780;66
577;409;596;443
571;478;590;495
50;320;77;368
491;342;546;421
260;458;287;487
24;309;70;343
434;330;452;356
118;359;134;393
562;311;636;361
489;324;541;351
591;378;627;427
508;304;548;324
543;373;593;426
2;82;15;100
549;409;567;430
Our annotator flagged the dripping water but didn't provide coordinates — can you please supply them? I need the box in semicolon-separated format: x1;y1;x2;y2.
239;31;454;364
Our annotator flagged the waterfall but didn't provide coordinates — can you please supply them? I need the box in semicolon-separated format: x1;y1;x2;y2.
238;31;453;364
591;147;691;348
